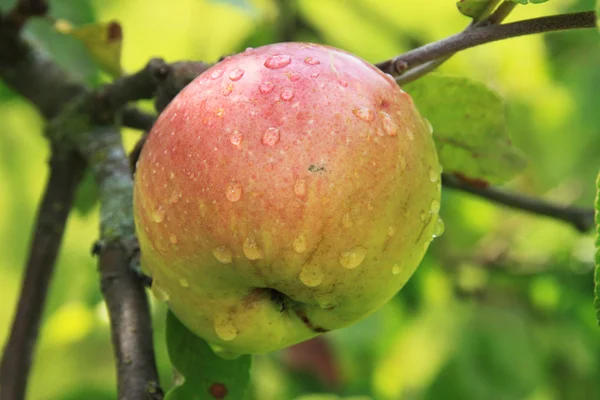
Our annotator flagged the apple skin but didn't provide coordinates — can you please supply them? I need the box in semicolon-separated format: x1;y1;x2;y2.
133;42;441;355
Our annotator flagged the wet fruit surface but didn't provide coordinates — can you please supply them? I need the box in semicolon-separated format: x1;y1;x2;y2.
133;42;441;354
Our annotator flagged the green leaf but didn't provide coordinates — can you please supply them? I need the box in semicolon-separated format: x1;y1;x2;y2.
404;74;527;184
54;19;124;77
165;310;252;400
456;0;497;19
207;0;256;13
73;169;98;216
594;170;600;325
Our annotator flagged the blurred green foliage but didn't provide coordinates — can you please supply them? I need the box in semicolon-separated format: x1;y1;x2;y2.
0;0;599;399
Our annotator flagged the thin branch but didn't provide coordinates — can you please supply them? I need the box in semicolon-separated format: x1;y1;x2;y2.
442;173;595;233
377;11;597;77
0;150;85;400
122;107;156;132
395;56;450;85
3;0;48;30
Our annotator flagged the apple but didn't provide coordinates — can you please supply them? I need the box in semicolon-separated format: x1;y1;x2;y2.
133;42;442;355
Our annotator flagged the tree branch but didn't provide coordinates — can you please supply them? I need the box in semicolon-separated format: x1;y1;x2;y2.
0;150;85;400
377;11;597;77
3;0;48;30
442;173;595;233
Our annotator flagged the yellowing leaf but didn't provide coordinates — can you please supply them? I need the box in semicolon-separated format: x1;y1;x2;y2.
54;19;124;77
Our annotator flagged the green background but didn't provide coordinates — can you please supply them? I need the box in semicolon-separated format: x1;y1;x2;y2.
0;0;599;399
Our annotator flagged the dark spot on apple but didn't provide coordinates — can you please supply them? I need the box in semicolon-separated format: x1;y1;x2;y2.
209;383;228;399
294;309;329;333
380;99;390;108
308;164;326;173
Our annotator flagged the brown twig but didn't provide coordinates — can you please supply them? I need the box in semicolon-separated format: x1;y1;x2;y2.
0;150;85;400
442;173;595;233
377;11;597;78
3;0;48;30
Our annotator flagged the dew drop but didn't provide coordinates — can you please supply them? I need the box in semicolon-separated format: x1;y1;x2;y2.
216;108;224;117
430;199;441;214
151;283;170;302
310;72;320;78
387;226;396;237
214;314;238;341
222;84;233;96
198;77;208;85
152;205;166;223
229;68;245;81
264;54;291;69
304;57;320;65
299;265;324;287
339;246;367;269
293;234;307;253
179;278;189;288
429;167;439;183
225;181;243;202
352;106;374;122
280;88;294;101
433;217;445;238
212;246;233;264
338;79;348;87
287;72;300;82
294;179;307;197
379;111;398;136
230;131;242;146
262;127;280;146
170;234;178;244
169;172;175;180
391;264;402;276
243;237;263;260
315;293;338;310
342;212;354;228
259;82;274;94
210;69;224;79
406;128;414;140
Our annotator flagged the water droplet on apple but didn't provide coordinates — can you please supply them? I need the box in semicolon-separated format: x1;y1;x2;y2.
262;127;280;146
406;128;414;140
430;199;440;214
210;69;224;79
352;106;374;122
230;131;242;146
287;72;300;82
315;293;338;310
387;226;396;237
433;217;445;238
392;264;402;275
293;234;307;253
342;212;354;228
338;79;348;87
151;280;170;302
259;82;274;94
216;108;224;117
379;111;398;136
229;68;245;81
243;237;262;260
214;314;238;341
169;172;175;180
429;167;439;183
212;246;233;264
339;246;367;269
304;57;320;65
310;72;320;78
222;84;233;96
225;181;243;202
264;54;291;69
280;88;294;101
170;234;178;244
179;278;189;288
294;179;307;197
299;265;324;287
152;205;166;223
